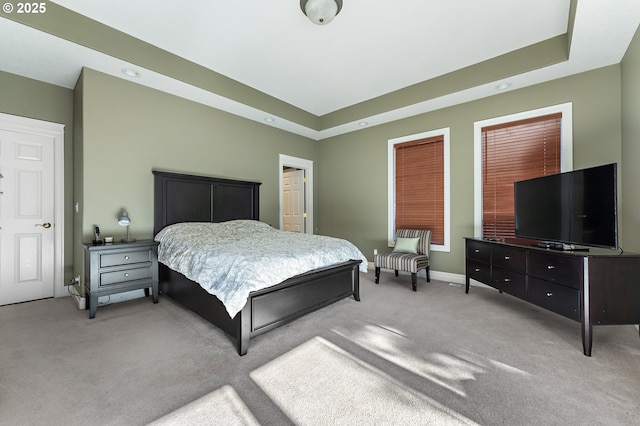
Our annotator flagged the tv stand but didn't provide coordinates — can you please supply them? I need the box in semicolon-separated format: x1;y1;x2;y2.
465;238;640;356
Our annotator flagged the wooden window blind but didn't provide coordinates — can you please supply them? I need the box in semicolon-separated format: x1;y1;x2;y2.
395;135;444;245
482;113;562;239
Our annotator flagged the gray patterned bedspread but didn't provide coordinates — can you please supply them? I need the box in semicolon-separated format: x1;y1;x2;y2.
154;220;368;318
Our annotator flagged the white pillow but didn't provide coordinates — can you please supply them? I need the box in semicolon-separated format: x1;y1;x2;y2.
393;237;420;254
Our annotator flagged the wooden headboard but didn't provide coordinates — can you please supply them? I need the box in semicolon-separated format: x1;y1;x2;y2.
153;170;261;235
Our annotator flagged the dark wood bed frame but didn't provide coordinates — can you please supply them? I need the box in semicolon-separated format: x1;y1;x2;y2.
153;170;361;355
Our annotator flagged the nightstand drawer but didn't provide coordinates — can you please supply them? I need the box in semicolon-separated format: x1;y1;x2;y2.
100;250;152;268
100;266;153;286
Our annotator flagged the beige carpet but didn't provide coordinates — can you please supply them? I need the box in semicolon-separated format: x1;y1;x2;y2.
149;385;260;426
250;336;476;425
1;271;640;425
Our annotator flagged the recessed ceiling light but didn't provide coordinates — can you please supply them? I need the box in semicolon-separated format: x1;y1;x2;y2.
121;68;141;78
495;82;511;91
264;117;276;123
358;121;368;126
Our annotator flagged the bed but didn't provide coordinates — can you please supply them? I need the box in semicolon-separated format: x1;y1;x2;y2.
153;170;365;355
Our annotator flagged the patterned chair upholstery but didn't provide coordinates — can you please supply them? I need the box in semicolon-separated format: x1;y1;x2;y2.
374;229;431;291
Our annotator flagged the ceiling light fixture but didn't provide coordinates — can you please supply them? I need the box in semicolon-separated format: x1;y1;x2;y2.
300;0;343;25
495;82;512;91
121;68;141;78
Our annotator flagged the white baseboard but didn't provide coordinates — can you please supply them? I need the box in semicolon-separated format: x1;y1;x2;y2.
367;264;497;291
431;270;465;285
67;285;86;309
368;263;472;286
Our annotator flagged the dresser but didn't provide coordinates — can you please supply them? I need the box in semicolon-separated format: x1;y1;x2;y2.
465;237;640;356
83;240;160;318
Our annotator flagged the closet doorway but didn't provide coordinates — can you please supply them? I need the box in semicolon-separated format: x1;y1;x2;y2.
279;154;313;234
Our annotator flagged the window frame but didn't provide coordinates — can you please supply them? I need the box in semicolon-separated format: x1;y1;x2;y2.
473;103;573;238
388;127;450;252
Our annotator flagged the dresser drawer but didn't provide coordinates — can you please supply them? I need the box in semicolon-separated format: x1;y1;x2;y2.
492;267;526;299
467;240;490;263
100;266;153;286
492;245;526;273
527;252;583;289
466;259;491;284
527;277;581;321
100;250;152;268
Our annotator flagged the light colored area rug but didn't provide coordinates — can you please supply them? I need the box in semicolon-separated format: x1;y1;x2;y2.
250;336;477;425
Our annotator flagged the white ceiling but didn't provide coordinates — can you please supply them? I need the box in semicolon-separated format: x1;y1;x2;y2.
1;0;639;139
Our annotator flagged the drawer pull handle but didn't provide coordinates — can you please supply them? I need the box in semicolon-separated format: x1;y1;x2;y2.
475;268;480;272
546;292;553;297
504;278;510;283
124;256;130;260
504;256;510;260
474;249;480;253
547;265;555;270
124;273;129;277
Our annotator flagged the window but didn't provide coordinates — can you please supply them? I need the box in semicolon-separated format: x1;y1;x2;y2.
388;128;450;251
474;103;573;239
482;113;562;238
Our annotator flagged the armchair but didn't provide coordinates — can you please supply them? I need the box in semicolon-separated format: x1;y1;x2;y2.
374;229;431;291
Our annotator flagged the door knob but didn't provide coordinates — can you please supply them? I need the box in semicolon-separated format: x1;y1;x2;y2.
36;222;52;228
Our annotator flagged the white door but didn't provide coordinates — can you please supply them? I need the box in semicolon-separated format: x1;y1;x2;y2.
0;128;56;305
283;169;305;233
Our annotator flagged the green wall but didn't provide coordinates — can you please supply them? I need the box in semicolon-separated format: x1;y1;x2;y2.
621;26;640;253
78;68;318;245
0;70;75;283
317;66;623;275
1;50;637;291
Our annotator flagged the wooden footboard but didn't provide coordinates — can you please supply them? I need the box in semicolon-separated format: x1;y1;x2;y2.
159;259;361;355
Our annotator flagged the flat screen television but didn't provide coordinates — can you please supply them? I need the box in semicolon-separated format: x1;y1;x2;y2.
514;163;618;250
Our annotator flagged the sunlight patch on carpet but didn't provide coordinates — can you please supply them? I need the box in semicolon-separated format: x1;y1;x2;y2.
148;385;259;425
333;323;490;397
250;336;477;425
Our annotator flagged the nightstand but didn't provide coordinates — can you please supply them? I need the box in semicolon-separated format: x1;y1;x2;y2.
83;240;160;318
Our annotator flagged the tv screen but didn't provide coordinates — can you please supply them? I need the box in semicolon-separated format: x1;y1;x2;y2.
514;163;618;249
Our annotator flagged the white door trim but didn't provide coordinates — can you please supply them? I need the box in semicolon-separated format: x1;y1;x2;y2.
279;154;313;234
0;113;65;298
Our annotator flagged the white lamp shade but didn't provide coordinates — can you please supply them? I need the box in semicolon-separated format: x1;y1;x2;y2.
303;0;341;25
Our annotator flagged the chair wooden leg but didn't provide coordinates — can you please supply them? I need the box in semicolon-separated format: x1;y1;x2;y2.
426;267;430;282
411;273;417;291
394;270;399;277
374;267;380;284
